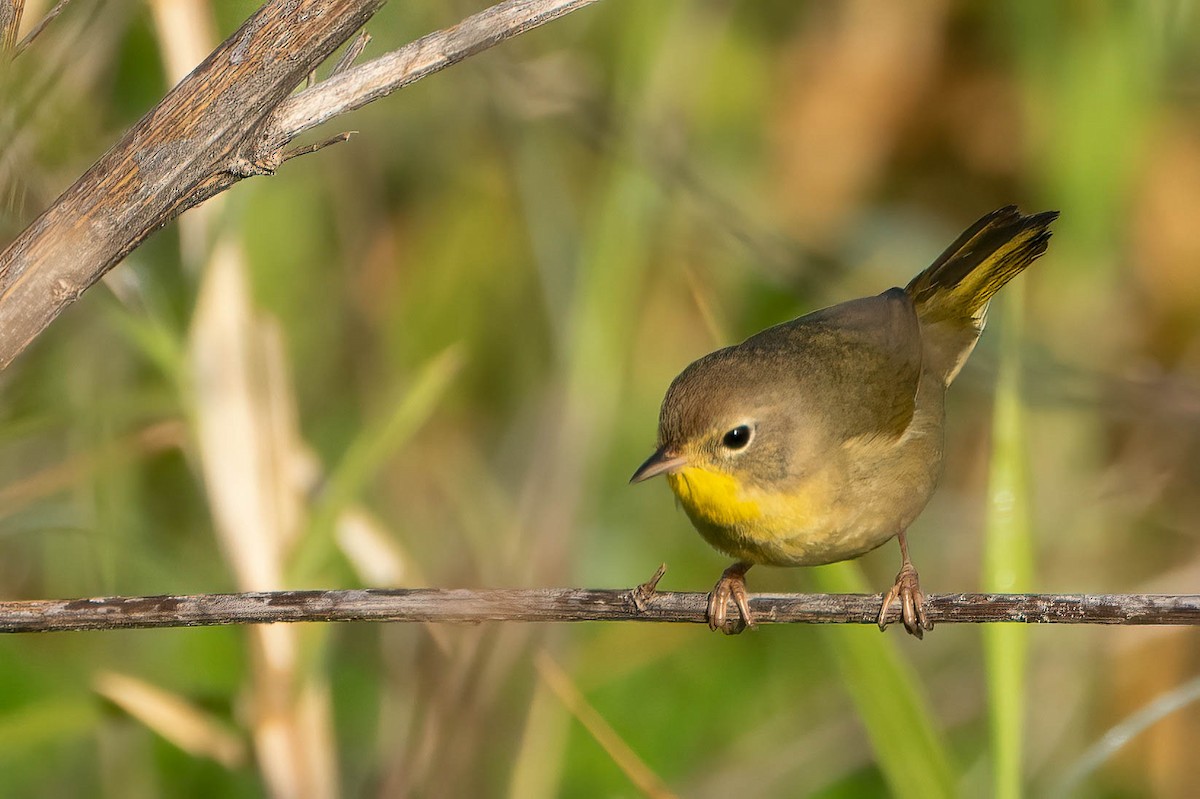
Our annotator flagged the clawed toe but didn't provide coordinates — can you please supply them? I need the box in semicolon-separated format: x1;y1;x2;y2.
877;530;932;638
877;562;932;638
707;562;755;634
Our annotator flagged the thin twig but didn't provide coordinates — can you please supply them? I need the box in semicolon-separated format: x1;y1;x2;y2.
329;30;370;78
1;589;1198;633
279;130;356;164
12;0;69;57
263;0;602;149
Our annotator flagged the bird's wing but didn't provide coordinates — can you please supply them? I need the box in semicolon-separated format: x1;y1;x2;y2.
743;288;923;444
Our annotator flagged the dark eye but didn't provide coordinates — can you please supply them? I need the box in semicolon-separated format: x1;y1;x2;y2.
722;425;753;450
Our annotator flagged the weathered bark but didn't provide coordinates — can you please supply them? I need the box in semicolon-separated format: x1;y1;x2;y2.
0;0;600;369
2;588;1197;632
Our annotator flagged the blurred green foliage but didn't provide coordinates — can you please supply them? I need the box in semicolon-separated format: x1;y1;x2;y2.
3;1;1200;797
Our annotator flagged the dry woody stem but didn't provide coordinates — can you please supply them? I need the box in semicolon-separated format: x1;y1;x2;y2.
0;0;601;370
1;588;1197;633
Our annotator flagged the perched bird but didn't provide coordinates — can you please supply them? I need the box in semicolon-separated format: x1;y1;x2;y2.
631;206;1058;636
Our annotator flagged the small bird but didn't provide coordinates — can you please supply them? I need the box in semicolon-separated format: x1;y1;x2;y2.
631;206;1057;637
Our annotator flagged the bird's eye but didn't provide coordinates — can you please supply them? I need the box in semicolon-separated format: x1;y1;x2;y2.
722;425;753;451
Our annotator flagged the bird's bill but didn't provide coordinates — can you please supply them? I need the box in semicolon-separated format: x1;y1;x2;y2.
629;448;689;483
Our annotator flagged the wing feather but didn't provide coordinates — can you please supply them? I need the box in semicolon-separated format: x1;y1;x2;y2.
739;288;922;444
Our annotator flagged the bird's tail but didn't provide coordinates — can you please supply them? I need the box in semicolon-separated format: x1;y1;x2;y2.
905;206;1058;385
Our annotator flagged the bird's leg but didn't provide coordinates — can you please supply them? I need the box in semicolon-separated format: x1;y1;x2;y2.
877;530;932;638
707;561;755;634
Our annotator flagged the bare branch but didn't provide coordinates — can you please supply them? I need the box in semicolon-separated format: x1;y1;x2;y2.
280;130;356;164
264;0;601;149
328;30;370;78
0;0;384;369
0;0;22;51
0;0;603;370
12;0;70;57
2;589;1198;633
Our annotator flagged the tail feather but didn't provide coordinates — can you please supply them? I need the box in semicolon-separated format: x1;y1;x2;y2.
905;206;1058;384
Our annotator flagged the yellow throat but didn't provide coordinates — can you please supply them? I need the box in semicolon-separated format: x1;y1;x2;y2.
666;466;762;529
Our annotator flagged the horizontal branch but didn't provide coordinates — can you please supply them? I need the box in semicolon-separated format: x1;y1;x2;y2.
2;588;1198;633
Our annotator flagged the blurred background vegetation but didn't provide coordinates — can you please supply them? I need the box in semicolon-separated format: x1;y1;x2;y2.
2;0;1200;796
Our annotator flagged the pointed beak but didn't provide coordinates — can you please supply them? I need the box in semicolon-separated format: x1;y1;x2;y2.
629;447;689;484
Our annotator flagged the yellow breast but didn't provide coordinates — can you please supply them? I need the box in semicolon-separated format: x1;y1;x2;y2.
664;463;867;566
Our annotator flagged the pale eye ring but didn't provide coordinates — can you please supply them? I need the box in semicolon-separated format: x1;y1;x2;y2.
722;424;753;451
